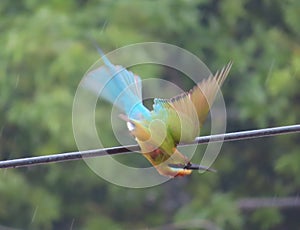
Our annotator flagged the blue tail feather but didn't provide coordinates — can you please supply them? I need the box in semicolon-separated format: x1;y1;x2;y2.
84;51;150;120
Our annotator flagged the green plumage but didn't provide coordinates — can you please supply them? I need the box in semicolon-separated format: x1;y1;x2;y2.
86;52;232;177
128;61;232;176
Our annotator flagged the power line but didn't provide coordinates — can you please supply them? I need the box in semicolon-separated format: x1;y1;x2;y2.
194;124;300;144
238;197;300;210
0;124;299;169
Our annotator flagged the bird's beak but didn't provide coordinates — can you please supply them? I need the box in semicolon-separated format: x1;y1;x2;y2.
168;163;217;173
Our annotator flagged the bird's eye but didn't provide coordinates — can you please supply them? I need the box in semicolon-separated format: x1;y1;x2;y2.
126;122;135;131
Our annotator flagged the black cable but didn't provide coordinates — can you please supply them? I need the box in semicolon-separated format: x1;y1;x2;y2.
0;124;299;169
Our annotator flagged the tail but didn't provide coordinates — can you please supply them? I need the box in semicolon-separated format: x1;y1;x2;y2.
84;50;150;120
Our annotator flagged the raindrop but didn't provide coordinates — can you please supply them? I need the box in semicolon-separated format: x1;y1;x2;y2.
70;218;75;230
31;206;38;223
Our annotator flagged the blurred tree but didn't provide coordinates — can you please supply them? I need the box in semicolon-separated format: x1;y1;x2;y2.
0;0;299;229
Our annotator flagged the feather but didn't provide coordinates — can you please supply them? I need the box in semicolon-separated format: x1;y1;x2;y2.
83;53;151;120
85;51;232;177
137;139;192;177
189;61;232;124
153;62;232;143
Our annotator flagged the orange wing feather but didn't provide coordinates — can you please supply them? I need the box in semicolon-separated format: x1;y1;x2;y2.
189;61;232;125
153;62;232;143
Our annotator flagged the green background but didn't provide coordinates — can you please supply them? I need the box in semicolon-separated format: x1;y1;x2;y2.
0;0;299;229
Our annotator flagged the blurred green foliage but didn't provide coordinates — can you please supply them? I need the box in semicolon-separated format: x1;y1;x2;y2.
0;0;299;229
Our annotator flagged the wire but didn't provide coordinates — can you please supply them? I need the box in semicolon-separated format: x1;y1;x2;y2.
195;124;300;144
0;124;299;169
238;197;300;210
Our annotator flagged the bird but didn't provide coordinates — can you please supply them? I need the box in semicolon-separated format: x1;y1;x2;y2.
84;51;232;178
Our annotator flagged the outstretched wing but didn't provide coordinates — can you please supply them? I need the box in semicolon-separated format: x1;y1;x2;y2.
153;62;232;143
